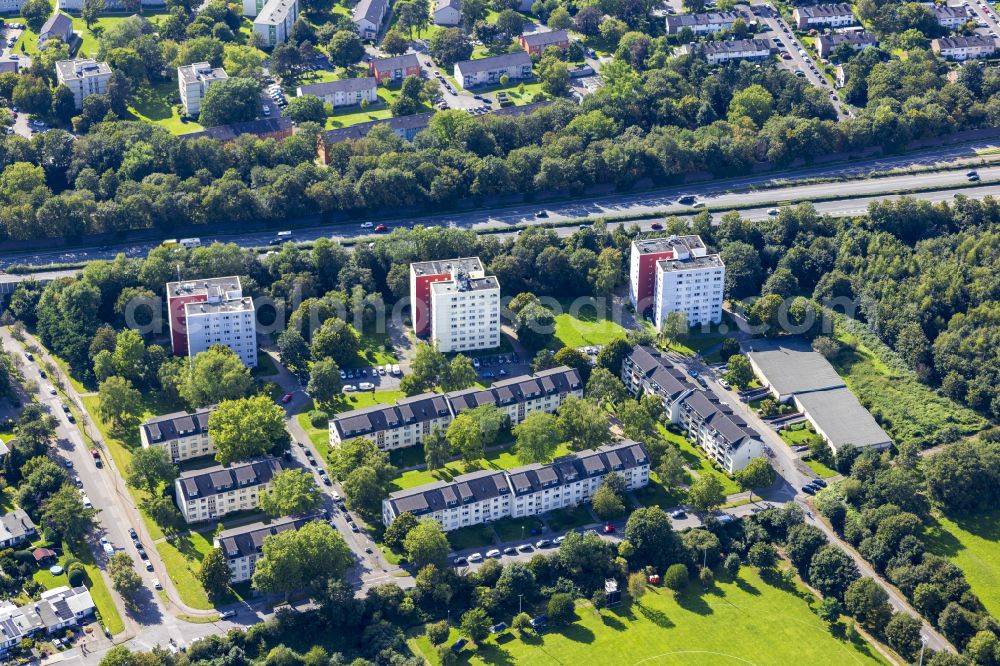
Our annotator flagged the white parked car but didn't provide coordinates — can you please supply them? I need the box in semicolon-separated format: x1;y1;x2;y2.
485;549;501;558
342;384;357;392
360;222;373;228
391;364;401;375
358;382;374;390
467;553;484;562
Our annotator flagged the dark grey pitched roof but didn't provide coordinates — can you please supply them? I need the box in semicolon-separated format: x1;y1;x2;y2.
816;31;877;49
932;4;966;19
182;117;293;142
934;35;996;49
680;391;760;450
626;346;696;401
0;510;36;543
387;469;511;517
216;515;317;559
700;39;772;55
454;51;532;76
141;408;213;444
298;77;377;97
795;3;854;18
520;29;568;47
353;0;388;24
177;457;282;502
332;391;449;440
666;11;740;30
321;111;434;145
39;12;73;37
371;53;420;72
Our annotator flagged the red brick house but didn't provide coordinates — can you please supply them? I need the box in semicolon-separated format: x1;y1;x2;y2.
518;29;570;56
369;54;422;83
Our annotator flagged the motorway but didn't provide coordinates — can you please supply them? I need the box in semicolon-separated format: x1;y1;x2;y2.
1;140;999;272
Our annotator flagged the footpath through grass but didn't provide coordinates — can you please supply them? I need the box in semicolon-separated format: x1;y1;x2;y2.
924;509;1000;620
410;568;886;666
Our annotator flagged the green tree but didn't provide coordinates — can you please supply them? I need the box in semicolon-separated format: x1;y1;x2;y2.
382;30;409;55
747;542;777;570
142;495;185;536
20;0;51;31
447;413;485;464
442;354;476;392
596;338;632;375
98;376;142;430
252;521;353;594
537;54;569;97
181;346;253;407
277;328;310;373
556;396;608;451
817;596;842;624
209;395;290;465
724;355;755;389
460;607;491;643
657;447;688;490
383;511;420;552
404;519;450;567
42;483;97;543
197;77;261;126
663;563;689;593
547;592;575;625
734;457;774;502
260;469;323;517
197;547;232;599
342;466;384;516
327;30;365;69
285;94;327;123
883;613;922;659
513;411;563;463
547;6;572;29
423;427;451;471
126;446;178;493
108;551;143;603
51;85;76;123
310;318;361;367
429;28;472;70
586;367;627;408
591;483;626;520
624;506;683;571
727;84;774;127
307;357;342;405
844;577;891;631
808;545;859;600
688;474;725;512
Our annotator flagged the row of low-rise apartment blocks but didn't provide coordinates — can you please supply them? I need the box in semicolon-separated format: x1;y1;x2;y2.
409;257;501;353
329;366;583;451
621;346;766;473
932;34;997;60
140;407;214;462
678;39;773;65
166;276;257;368
296;77;379;108
454;52;534;90
177;62;228;116
665;10;751;35
174;456;283;523
0;587;95;654
214;515;317;583
628;235;725;329
382;440;650;531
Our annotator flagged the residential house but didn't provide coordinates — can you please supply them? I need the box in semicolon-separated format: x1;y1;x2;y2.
369;53;421;83
0;510;36;549
929;3;967;29
55;59;112;110
447;366;584;427
517;29;570;55
815;30;877;59
296;77;378;107
665;10;742;35
353;0;388;39
932;34;997;60
0;587;95;654
140;408;214;462
166;276;256;368
214;515;317;583
181;117;294;142
37;12;74;49
173;457;283;523
453;52;533;89
792;3;856;29
628;234;724;326
678;39;772;65
177;62;228;116
434;0;460;25
382;441;650;530
252;0;299;46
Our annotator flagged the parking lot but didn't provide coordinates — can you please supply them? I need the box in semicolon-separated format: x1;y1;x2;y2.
472;351;529;380
966;0;1000;37
340;363;403;392
750;2;849;120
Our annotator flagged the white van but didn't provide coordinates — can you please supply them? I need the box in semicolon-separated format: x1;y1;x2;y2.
179;238;202;249
391;364;401;376
81;495;93;509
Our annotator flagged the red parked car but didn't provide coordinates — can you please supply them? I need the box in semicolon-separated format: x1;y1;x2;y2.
603;524;616;534
374;224;388;232
281;393;293;404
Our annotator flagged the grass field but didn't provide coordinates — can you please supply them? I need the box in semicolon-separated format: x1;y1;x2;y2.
546;504;594;532
831;322;986;447
390;442;572;491
128;82;204;135
779;424;822;447
549;298;628;349
410;568;886;666
493;515;545;542
448;524;496;551
323;88;432;129
154;532;217;611
660;425;741;496
14;11;168;57
32;543;125;635
804;458;839;479
633;471;688;510
924;509;1000;619
355;330;398;367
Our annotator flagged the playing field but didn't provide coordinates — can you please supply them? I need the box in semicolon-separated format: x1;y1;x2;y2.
411;568;886;666
924;509;1000;620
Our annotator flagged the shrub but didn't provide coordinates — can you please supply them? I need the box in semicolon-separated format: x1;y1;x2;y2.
664;563;689;593
67;562;87;587
309;410;329;429
426;620;449;646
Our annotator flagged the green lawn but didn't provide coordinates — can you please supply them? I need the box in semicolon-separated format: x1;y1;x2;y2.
71;12;170;58
779;424;822;447
661;425;742;496
410;568;886;666
155;531;218;611
634;471;688;510
924;509;1000;620
447;524;496;551
831;321;987;447
32;543;125;635
324;87;432;129
546;504;595;532
49;353;92;394
390;442;572;491
128;82;204;135
549;298;628;349
355;330;399;367
492;515;545;542
804;458;839;479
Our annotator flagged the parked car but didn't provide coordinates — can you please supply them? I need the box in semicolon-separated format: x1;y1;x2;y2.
812;478;828;488
467;552;483;562
281;392;293;404
801;485;817;495
152;578;162;590
516;543;533;553
485;549;501;558
536;539;553;548
219;610;237;620
374;224;388;232
670;509;687;519
503;547;516;555
603;524;616;534
650;222;663;230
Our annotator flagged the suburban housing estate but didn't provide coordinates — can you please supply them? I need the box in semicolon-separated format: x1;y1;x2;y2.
140;408;215;462
174;457;283;523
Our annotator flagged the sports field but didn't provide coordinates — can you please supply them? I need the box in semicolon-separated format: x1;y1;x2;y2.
411;568;886;666
925;509;1000;619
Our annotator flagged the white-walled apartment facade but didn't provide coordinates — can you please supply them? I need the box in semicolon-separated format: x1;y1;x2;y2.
382;441;650;530
55;59;112;109
629;235;725;328
329;366;583;450
430;275;500;352
140;408;214;462
174;457;282;523
214;516;315;583
167;276;257;368
253;0;299;46
178;62;228;116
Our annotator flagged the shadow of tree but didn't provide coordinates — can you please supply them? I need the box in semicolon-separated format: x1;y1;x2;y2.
599;612;627;631
675;587;713;616
636;602;675;628
557;622;596;644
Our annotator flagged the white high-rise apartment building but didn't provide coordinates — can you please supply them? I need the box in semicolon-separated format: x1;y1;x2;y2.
55;59;112;109
428;267;500;353
628;235;724;329
166;277;257;368
177;62;228;116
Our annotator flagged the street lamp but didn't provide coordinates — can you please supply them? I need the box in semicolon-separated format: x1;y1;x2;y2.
918;635;928;666
518;594;523;614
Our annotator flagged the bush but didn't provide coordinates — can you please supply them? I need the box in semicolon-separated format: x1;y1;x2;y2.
426;620;450;646
664;563;689;592
67;562;87;587
309;410;329;429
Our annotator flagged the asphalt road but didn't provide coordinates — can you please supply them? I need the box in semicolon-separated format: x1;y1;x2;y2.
1;141;999;272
